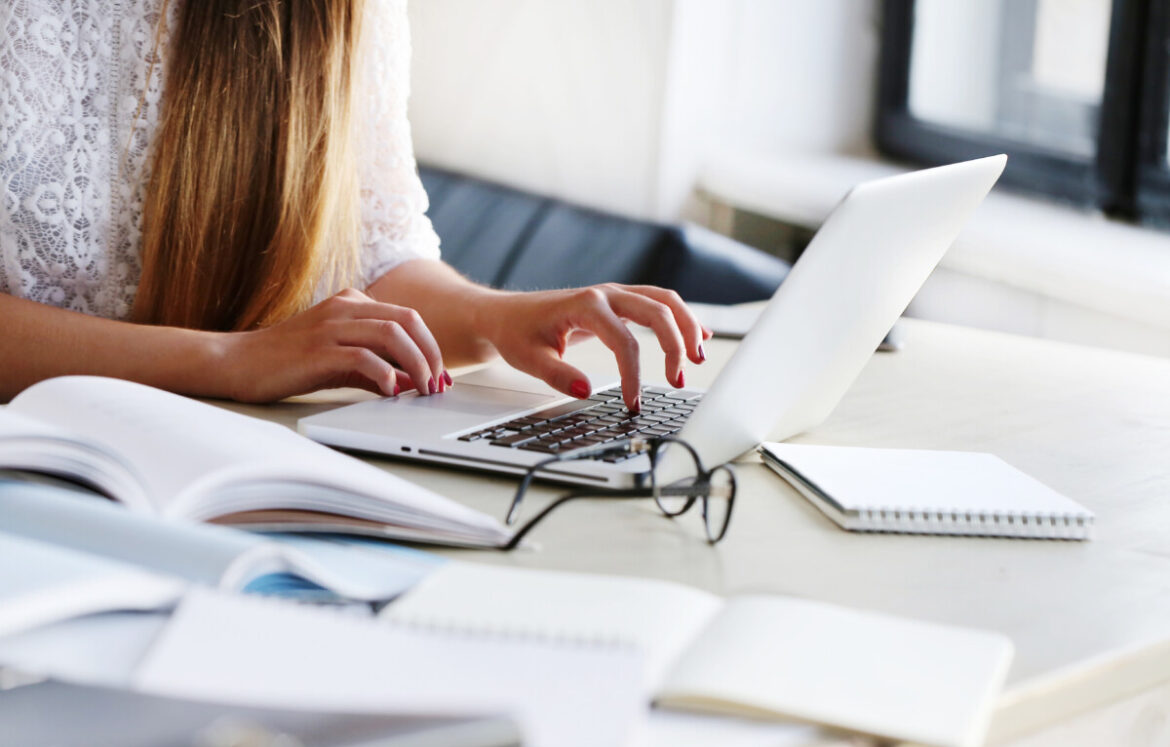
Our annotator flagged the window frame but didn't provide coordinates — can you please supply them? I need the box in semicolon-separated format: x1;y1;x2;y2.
1136;0;1170;226
875;0;1149;218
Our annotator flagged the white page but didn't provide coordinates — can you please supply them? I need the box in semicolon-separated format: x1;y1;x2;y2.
135;588;645;747
0;481;442;600
657;595;1013;747
0;610;170;686
382;562;724;691
0;532;184;639
9;377;507;543
0;407;145;508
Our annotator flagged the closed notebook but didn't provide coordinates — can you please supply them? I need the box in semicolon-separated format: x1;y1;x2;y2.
761;443;1094;539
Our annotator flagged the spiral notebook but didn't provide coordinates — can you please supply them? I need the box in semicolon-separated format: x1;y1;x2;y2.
761;443;1094;539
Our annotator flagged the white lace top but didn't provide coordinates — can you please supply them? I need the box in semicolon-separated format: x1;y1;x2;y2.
0;0;440;320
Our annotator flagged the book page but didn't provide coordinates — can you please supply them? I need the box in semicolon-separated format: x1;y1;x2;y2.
1;480;444;601
656;595;1013;747
0;407;145;509
9;377;507;544
382;562;724;691
136;588;645;747
0;531;184;639
1;480;260;587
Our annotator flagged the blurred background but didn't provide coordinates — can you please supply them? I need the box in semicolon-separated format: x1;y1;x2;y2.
406;0;1170;358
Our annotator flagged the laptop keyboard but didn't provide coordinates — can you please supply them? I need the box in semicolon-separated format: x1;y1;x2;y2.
457;386;703;462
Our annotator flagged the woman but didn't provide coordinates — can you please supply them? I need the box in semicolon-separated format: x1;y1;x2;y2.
0;0;707;412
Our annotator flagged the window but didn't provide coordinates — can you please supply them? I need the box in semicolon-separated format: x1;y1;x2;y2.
877;0;1170;227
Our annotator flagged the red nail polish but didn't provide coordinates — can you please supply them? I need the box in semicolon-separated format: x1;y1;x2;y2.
697;344;706;363
630;396;642;414
428;377;437;395
443;370;453;387
570;380;590;398
675;370;685;388
392;383;401;397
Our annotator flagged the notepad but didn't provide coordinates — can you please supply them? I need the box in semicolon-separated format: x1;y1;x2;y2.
761;443;1094;539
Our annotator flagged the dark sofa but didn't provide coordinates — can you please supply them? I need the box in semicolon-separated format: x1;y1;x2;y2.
419;165;790;304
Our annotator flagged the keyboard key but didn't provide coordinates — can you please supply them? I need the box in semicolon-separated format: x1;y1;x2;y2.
538;400;598;421
491;431;539;447
639;413;671;423
520;441;561;454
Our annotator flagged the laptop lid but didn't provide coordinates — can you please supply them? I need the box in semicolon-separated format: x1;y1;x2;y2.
662;156;1006;480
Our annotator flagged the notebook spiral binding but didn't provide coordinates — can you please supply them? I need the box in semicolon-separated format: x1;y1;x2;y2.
857;507;1093;540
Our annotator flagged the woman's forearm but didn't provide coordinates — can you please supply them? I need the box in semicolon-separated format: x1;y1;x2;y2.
0;293;230;401
365;259;502;366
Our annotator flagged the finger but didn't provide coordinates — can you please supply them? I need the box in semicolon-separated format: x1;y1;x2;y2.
331;319;435;396
331;369;412;397
509;346;594;403
624;285;707;364
575;290;643;411
329;347;399;396
329;297;446;391
605;289;687;388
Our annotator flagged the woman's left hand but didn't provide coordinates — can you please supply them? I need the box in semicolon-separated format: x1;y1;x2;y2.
471;283;712;413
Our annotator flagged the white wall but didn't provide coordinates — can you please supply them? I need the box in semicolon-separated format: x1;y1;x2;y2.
407;0;674;219
720;0;878;158
407;0;880;221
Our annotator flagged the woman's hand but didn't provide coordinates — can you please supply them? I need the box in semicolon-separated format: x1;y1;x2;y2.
471;283;712;412
221;288;450;403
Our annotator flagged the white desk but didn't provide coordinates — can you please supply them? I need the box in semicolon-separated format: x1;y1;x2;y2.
227;317;1170;746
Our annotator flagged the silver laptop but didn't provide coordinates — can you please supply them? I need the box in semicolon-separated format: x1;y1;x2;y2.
299;156;1006;487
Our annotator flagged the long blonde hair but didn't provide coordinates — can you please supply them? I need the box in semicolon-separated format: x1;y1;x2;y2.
134;0;364;331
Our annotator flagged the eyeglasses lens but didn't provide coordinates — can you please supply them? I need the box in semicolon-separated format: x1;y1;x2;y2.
702;466;736;543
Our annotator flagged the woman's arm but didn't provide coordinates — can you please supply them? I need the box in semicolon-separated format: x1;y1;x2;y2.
367;259;710;412
0;293;229;401
0;290;447;403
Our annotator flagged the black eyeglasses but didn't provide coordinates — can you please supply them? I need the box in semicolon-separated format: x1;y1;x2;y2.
501;436;736;550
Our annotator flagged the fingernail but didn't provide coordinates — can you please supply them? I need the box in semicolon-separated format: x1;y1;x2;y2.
570;380;590;398
697;344;706;363
630;396;642;414
443;370;453;387
675;370;685;388
392;383;401;397
428;377;437;395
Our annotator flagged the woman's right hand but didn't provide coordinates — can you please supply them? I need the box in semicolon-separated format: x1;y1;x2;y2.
220;288;449;403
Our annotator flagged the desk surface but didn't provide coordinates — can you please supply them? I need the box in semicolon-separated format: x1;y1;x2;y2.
225;317;1170;744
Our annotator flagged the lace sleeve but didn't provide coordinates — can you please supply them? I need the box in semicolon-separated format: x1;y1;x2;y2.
356;0;441;290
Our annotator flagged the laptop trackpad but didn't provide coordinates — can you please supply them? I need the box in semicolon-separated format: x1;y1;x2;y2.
395;384;559;418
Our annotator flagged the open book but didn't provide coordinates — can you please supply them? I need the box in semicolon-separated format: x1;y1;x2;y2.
0;376;509;548
379;564;1014;747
